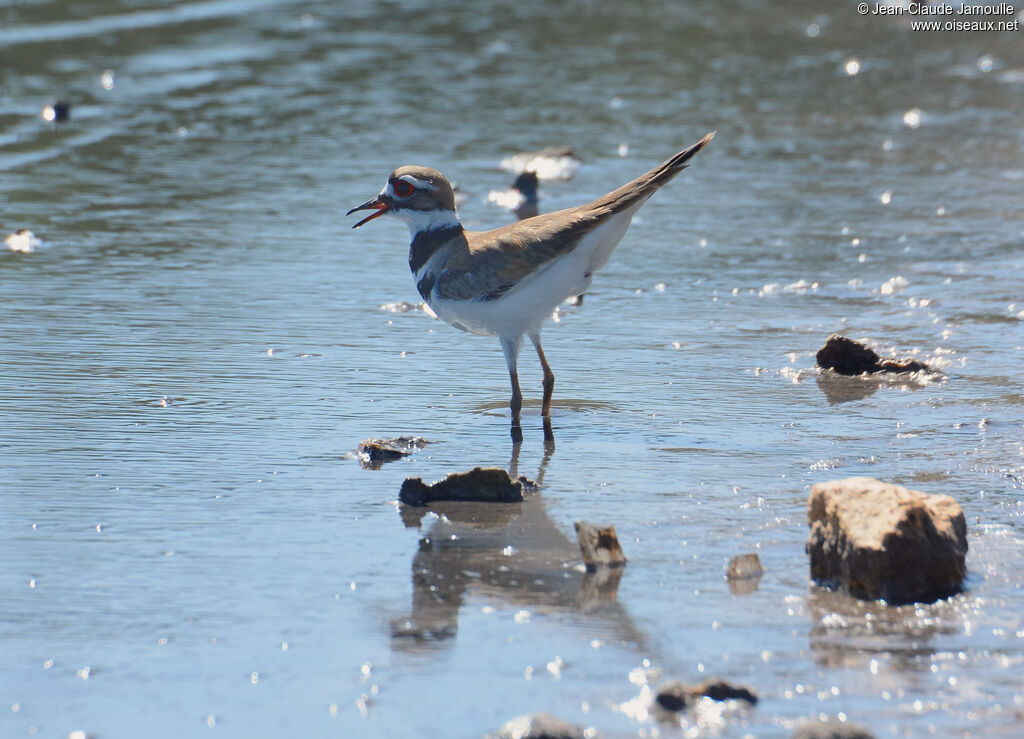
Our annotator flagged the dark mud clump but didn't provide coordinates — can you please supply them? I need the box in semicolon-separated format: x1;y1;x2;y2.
655;678;759;712
399;467;528;506
816;335;931;375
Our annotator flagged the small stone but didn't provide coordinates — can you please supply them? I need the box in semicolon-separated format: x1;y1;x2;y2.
490;711;584;739
792;717;876;739
357;436;431;469
399;467;525;506
517;475;541;493
726;553;764;581
806;477;967;603
574;521;626;571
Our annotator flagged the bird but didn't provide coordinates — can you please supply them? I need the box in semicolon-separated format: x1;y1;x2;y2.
348;132;714;435
41;100;71;123
487;170;540;220
500;145;581;181
5;229;42;253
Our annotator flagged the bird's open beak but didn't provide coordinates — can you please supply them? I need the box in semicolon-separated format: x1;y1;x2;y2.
347;196;391;228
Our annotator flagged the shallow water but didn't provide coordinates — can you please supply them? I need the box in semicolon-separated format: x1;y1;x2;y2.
1;1;1022;737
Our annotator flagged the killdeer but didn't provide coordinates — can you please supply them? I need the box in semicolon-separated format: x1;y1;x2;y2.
349;132;714;434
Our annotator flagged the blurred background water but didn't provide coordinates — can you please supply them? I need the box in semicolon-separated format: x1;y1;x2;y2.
1;1;1022;736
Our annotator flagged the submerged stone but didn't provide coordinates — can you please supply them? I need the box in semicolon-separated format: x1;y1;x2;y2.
806;477;967;604
792;717;876;739
490;711;584;739
357;436;431;469
399;467;525;506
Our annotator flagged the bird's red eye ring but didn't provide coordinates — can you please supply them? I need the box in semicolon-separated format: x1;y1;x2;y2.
393;180;414;198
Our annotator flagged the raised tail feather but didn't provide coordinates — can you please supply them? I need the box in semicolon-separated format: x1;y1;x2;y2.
592;131;715;212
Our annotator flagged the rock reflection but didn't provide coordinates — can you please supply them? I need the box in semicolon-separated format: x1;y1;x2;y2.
816;368;938;406
806;586;962;671
391;433;646;652
727;577;761;596
815;372;879;405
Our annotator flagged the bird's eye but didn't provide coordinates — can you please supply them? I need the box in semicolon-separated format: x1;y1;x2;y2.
393;180;414;198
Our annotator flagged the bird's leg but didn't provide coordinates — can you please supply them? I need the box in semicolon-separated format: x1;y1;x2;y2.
529;331;555;418
542;416;555;447
501;336;524;436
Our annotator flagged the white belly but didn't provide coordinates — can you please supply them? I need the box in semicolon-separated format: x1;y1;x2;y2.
428;255;588;336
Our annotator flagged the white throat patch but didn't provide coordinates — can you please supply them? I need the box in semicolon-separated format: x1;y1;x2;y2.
396;207;460;237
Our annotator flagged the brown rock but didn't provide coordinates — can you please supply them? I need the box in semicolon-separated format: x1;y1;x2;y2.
806;477;967;603
816;335;931;376
726;553;764;581
574;521;626;571
399;467;525;506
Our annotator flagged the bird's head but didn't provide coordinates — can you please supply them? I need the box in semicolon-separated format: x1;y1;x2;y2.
348;166;460;234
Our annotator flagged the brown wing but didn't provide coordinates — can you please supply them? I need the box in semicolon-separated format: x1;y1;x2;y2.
435;211;599;301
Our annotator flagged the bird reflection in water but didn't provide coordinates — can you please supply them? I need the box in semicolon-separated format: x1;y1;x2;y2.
391;425;646;652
